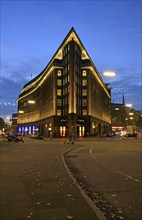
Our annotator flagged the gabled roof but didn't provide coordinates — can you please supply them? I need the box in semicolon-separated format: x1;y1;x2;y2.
18;27;109;101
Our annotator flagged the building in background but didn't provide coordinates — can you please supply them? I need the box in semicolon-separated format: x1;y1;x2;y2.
17;27;111;137
111;94;127;131
11;113;18;133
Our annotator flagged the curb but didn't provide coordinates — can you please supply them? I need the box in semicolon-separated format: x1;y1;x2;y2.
62;145;107;220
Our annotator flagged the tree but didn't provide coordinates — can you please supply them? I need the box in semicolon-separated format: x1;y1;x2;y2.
0;117;6;130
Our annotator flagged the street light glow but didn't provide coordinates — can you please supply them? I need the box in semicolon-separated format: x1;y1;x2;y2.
103;71;116;77
125;103;132;107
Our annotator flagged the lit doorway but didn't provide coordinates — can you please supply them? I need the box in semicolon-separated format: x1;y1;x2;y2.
79;126;85;137
60;126;66;137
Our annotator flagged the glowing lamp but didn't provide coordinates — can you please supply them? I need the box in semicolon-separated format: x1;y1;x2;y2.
28;100;35;104
19;110;24;113
125;103;132;108
103;71;116;77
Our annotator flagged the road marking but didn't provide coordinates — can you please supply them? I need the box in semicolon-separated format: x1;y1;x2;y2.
89;147;141;183
116;171;140;182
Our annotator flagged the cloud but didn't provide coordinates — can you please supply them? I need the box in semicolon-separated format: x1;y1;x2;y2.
101;66;141;109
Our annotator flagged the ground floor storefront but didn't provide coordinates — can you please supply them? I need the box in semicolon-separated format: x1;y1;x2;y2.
17;114;111;138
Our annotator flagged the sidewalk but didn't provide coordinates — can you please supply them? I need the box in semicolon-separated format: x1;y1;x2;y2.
0;138;102;220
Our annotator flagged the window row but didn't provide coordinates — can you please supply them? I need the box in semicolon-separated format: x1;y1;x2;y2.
57;109;87;116
57;69;87;77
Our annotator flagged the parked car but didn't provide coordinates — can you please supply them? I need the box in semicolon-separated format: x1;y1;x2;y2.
7;134;24;143
105;131;115;137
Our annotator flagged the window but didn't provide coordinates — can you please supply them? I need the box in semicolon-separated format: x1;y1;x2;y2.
60;126;66;137
82;99;87;106
82;79;87;86
57;109;61;116
57;89;62;96
57;79;62;86
82;70;87;76
57;70;62;76
82;89;87;96
79;126;85;137
57;99;62;106
83;109;87;115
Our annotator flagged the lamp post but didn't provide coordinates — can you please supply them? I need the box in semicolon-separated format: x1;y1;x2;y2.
102;71;116;132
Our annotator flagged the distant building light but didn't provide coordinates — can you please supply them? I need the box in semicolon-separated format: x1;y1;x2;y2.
129;112;134;115
115;108;119;110
125;103;132;107
28;100;35;104
19;110;24;113
130;117;134;120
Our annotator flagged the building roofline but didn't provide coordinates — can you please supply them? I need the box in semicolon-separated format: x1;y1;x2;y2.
18;27;109;101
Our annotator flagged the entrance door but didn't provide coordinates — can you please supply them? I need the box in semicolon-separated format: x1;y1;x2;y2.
79;126;85;137
60;126;66;137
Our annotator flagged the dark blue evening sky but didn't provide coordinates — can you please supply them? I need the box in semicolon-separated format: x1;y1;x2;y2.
0;0;141;121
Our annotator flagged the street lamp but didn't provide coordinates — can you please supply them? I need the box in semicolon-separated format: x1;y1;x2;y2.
125;103;132;108
103;71;116;78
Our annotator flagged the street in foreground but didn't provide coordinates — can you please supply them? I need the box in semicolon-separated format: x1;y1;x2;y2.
65;137;142;220
0;136;142;220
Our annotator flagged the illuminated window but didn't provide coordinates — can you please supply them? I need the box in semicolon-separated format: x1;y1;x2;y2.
82;99;87;106
68;44;70;51
79;126;85;137
29;126;31;134
82;79;87;86
82;89;87;96
57;79;62;86
57;70;62;76
60;126;66;137
23;102;28;107
57;109;61;116
83;109;87;115
57;89;62;96
57;99;62;106
82;70;87;76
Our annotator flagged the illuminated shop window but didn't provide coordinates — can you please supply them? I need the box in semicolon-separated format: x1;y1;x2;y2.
57;109;61;116
57;79;62;86
82;70;87;76
57;70;62;76
60;126;66;137
29;126;31;134
57;89;62;96
79;126;85;137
